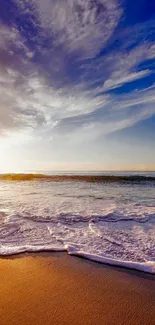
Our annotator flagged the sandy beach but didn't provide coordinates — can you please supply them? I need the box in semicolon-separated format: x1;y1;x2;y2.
0;253;155;325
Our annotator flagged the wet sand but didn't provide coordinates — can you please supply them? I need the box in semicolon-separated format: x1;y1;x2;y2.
0;253;155;325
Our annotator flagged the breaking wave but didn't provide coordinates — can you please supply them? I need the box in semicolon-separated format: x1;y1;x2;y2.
0;173;155;183
0;176;155;274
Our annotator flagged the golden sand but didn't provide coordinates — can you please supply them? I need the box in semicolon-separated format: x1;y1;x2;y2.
0;253;155;325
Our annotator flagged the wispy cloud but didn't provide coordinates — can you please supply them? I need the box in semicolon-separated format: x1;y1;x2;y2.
52;84;155;144
82;41;155;92
0;0;155;152
103;70;152;91
15;0;122;58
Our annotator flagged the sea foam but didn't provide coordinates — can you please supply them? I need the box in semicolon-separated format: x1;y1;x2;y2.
0;176;155;273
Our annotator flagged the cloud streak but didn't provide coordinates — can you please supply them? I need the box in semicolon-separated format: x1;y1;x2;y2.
16;0;122;57
0;0;155;156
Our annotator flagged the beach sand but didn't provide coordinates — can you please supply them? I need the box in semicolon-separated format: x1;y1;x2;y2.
0;253;155;325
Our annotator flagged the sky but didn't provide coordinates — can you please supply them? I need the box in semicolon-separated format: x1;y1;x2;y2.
0;0;155;172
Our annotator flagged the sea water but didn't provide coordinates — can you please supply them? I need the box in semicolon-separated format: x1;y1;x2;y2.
0;172;155;274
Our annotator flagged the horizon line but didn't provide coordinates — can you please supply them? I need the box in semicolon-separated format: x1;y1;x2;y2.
0;169;155;175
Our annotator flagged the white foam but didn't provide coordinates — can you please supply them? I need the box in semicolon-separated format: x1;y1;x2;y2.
66;244;155;274
1;241;154;274
0;245;65;256
0;179;155;274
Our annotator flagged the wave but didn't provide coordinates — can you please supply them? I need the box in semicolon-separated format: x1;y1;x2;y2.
0;211;155;274
0;243;154;274
0;173;155;182
19;212;155;225
0;177;154;274
66;245;155;274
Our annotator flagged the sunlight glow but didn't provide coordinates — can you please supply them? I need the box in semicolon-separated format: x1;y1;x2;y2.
0;132;32;173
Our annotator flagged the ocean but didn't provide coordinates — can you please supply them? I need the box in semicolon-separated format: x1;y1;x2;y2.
0;171;155;274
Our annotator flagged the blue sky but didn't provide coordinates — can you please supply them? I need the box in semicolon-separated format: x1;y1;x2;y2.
0;0;155;172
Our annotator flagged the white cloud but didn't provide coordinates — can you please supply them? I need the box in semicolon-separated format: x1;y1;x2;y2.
0;48;155;145
0;2;155;149
15;0;122;58
84;42;155;93
103;70;151;91
0;68;109;134
0;23;33;60
51;84;155;145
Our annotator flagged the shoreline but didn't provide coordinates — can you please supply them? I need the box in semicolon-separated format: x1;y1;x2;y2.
1;250;155;275
0;252;155;325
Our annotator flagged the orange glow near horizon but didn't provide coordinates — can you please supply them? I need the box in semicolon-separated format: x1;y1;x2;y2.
0;164;155;174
